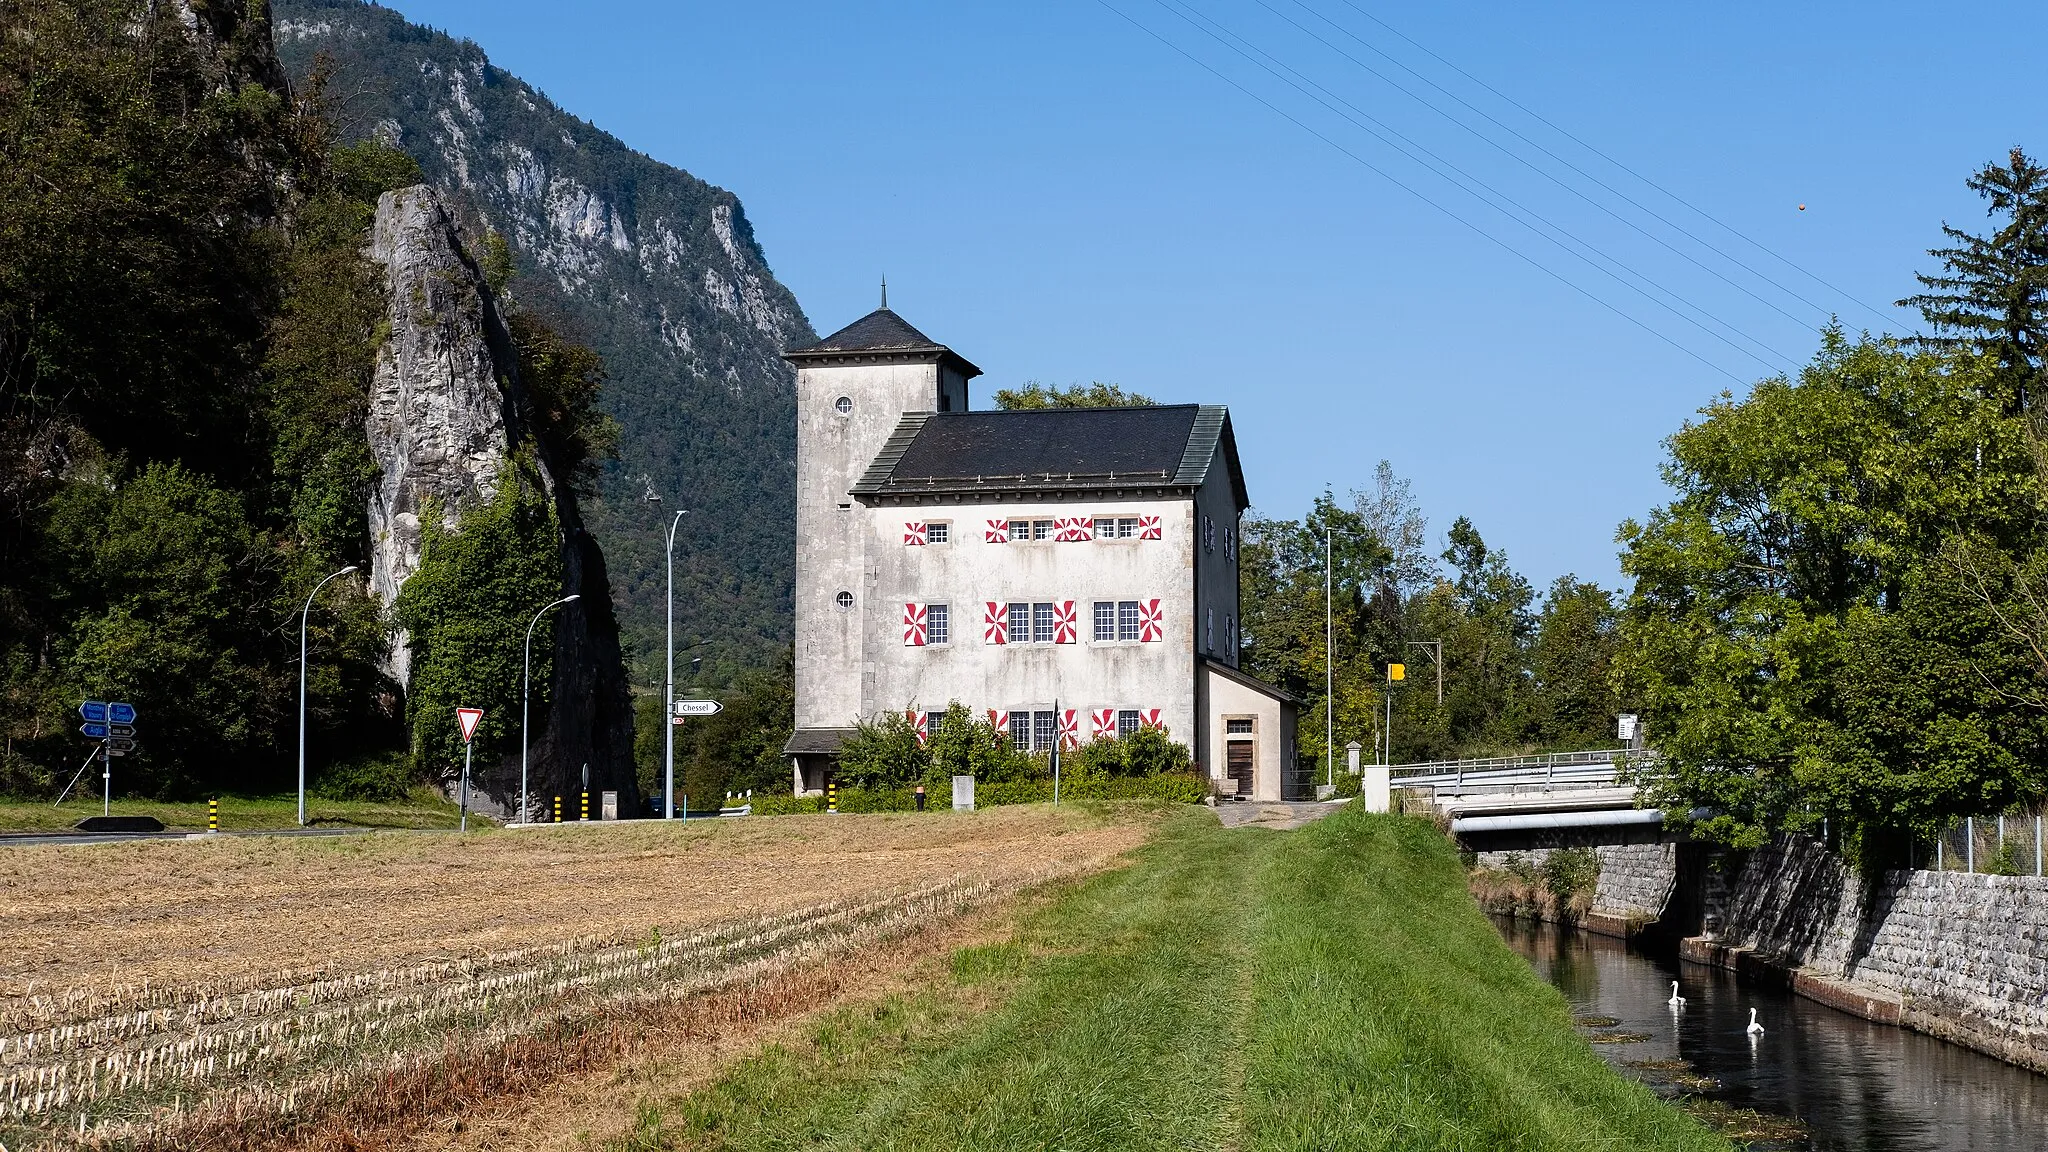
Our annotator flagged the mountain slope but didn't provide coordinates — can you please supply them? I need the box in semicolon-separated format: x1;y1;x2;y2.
273;0;811;680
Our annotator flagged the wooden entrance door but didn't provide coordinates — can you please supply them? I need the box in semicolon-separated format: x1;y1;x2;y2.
1226;741;1255;796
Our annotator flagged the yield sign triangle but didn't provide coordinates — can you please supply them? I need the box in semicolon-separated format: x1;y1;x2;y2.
456;707;484;744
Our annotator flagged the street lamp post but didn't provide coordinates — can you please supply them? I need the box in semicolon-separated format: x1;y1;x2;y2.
664;510;687;819
299;564;359;827
522;593;581;824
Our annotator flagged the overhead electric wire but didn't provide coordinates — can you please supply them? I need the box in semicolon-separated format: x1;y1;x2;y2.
1152;0;1794;374
1095;0;1754;386
1254;0;1831;335
1316;0;1900;331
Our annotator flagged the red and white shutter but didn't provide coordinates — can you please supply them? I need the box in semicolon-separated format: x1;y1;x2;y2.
1054;516;1093;542
984;519;1010;543
983;601;1008;644
908;709;930;745
1053;601;1078;644
903;603;927;646
1091;708;1116;739
987;709;1009;732
1141;708;1164;731
1138;515;1162;540
1058;709;1080;751
1138;599;1164;642
904;522;927;545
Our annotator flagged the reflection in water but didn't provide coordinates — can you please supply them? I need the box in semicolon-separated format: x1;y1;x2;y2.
1498;917;2048;1151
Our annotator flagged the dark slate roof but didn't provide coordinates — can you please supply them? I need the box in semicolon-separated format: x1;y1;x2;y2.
783;727;858;756
784;309;982;377
851;404;1247;508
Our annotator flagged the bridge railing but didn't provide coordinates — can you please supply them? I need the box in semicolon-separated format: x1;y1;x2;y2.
1389;749;1660;791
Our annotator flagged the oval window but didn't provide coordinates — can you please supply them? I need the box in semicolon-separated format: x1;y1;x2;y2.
834;396;853;416
836;590;854;610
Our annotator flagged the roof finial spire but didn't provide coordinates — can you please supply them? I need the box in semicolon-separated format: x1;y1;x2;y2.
880;274;887;310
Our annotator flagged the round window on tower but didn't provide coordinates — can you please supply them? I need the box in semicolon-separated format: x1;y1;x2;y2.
834;395;853;416
836;590;854;610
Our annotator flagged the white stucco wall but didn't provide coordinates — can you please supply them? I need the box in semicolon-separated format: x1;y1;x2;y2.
793;360;944;729
859;497;1198;741
1200;664;1294;802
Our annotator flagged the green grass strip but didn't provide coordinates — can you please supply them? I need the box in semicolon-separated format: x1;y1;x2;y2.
619;807;1728;1152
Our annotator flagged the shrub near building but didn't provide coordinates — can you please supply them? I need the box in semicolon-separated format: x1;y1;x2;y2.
797;702;1206;811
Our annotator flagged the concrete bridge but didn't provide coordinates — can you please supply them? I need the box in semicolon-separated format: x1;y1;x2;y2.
1391;750;1685;852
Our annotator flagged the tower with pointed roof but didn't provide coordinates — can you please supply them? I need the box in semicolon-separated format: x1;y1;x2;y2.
779;308;1297;802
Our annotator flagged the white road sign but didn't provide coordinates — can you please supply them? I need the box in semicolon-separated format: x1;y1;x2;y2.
456;707;484;743
673;700;722;717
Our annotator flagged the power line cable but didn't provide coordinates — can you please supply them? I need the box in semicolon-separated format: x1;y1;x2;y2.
1096;0;1753;385
1153;0;1793;373
1254;0;1832;334
1315;0;1900;330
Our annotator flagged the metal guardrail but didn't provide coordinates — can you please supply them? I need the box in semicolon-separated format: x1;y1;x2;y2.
1389;749;1659;791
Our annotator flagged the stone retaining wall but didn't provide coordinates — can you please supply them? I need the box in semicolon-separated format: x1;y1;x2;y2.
1706;835;2048;1072
1472;843;1677;925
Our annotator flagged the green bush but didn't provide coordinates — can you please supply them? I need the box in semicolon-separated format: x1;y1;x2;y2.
1542;848;1600;905
1067;726;1193;778
749;792;823;817
313;751;416;801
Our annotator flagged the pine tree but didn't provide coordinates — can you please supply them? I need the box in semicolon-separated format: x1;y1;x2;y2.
1901;147;2048;413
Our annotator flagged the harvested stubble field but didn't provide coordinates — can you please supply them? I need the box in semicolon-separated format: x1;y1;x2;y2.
0;805;1151;1149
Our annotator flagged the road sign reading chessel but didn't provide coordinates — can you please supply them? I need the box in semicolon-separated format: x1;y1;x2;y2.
672;700;722;717
456;707;484;744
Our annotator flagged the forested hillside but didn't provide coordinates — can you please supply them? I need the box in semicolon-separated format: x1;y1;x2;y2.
0;0;635;803
271;0;814;682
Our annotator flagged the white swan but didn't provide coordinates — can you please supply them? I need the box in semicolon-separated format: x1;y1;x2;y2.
1745;1007;1764;1036
1668;981;1685;1008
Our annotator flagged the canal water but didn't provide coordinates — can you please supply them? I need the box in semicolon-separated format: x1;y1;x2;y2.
1497;918;2048;1150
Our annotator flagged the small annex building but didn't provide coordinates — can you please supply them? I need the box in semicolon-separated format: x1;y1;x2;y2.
782;307;1298;801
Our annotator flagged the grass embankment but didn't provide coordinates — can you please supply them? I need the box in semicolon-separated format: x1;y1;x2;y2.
619;807;1727;1151
0;788;464;832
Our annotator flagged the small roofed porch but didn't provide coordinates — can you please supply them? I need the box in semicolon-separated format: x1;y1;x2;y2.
783;727;856;796
1198;660;1298;803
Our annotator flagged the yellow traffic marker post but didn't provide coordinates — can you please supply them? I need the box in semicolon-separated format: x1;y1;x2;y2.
552;795;561;823
1384;663;1405;766
208;798;218;834
827;778;838;814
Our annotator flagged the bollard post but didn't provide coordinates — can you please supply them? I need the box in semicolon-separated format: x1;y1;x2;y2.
1938;832;1944;872
2037;815;2043;877
580;791;589;822
552;795;561;823
208;798;218;834
1967;817;1975;873
827;778;838;814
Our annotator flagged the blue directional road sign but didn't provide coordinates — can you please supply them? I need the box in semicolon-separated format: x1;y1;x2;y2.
80;722;108;739
108;702;137;725
80;701;107;723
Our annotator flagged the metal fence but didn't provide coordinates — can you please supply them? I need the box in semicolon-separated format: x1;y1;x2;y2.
1389;749;1659;791
1921;814;2048;876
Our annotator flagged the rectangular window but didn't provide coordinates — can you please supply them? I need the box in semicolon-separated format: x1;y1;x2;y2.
1007;602;1061;644
1206;607;1214;652
926;603;950;645
1033;710;1056;752
1032;602;1055;644
1008;602;1030;640
1226;718;1254;735
926;521;949;544
1204;515;1216;552
1008;708;1031;752
1224;525;1234;559
1225;615;1235;658
1117;709;1141;738
1117;600;1140;642
1093;601;1117;642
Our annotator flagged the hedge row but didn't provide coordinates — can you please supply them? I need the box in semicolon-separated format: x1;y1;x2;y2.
745;772;1209;816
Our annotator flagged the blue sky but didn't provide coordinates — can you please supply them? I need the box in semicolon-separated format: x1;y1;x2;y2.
381;0;2043;593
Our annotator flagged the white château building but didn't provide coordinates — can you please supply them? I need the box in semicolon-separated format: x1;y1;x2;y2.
781;307;1297;801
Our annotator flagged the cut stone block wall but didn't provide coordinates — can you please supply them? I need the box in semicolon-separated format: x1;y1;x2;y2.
1473;843;1677;919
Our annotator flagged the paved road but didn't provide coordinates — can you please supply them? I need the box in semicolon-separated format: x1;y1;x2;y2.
0;825;408;848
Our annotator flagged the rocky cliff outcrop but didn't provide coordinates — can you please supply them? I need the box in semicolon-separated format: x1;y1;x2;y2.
275;0;815;675
365;184;636;815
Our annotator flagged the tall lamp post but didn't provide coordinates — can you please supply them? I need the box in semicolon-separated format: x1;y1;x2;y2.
664;510;687;818
299;564;359;827
521;594;581;824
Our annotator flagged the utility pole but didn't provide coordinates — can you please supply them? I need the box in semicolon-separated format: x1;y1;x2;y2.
299;564;359;827
664;510;687;819
1325;525;1334;789
1409;639;1443;706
